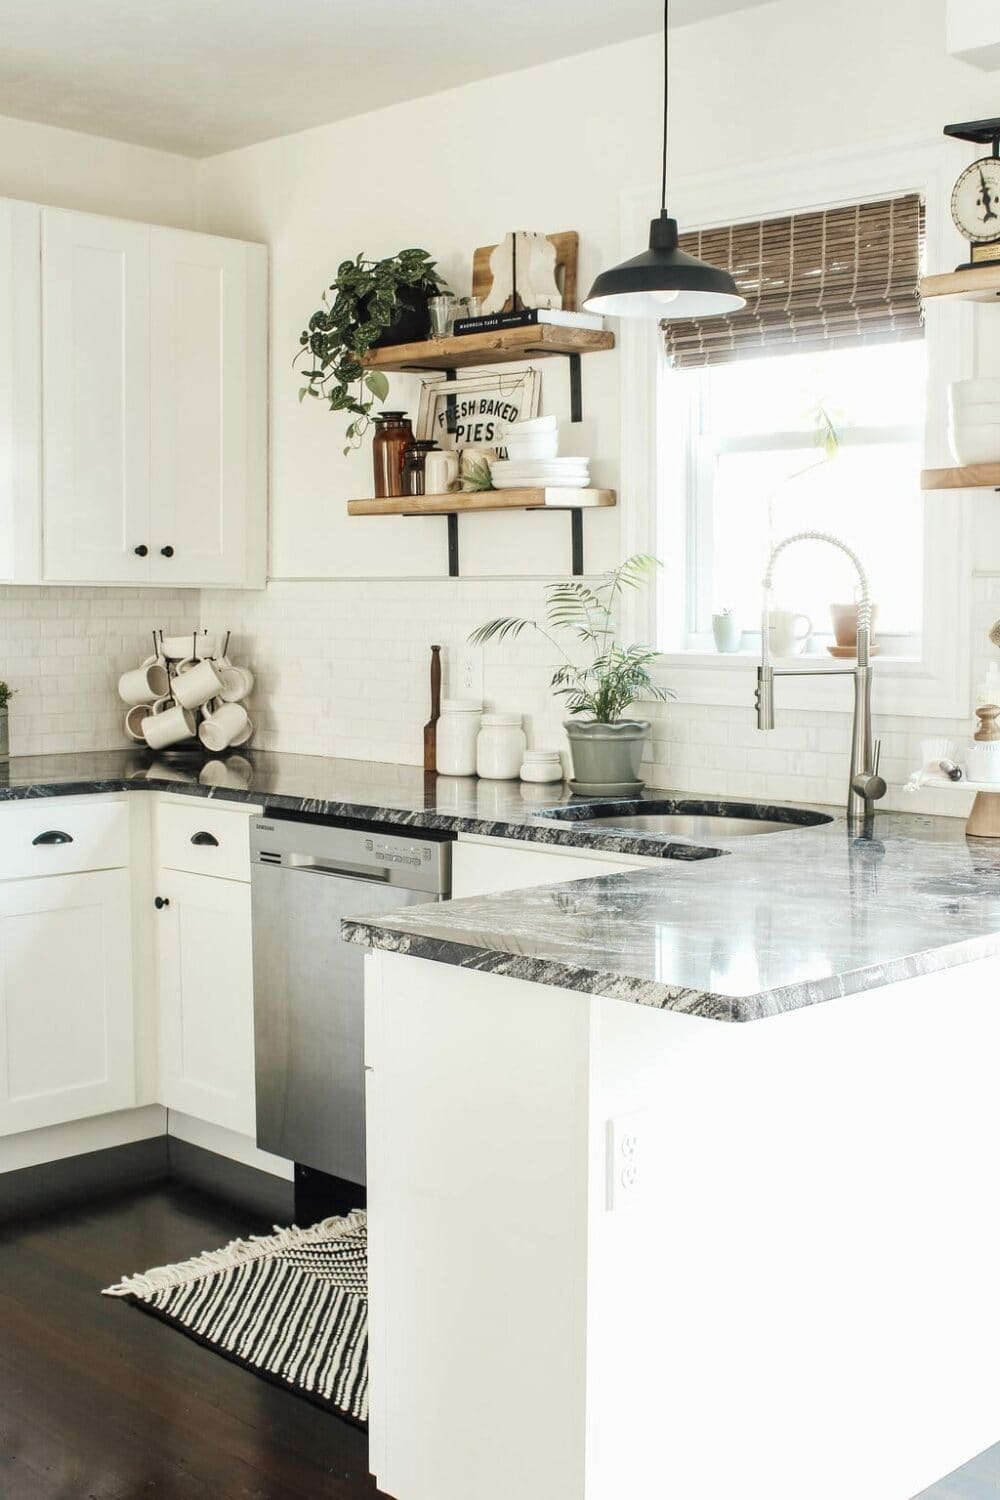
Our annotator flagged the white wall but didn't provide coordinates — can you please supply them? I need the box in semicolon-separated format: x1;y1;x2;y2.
191;0;1000;808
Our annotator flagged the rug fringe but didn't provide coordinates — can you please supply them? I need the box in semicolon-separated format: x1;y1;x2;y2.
101;1208;367;1300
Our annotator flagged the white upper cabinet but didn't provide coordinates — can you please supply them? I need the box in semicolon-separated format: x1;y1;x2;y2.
0;199;41;583
1;200;267;588
150;228;266;586
42;209;152;583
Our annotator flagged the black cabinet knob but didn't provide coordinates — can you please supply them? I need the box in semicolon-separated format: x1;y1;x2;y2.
154;896;170;909
160;545;175;558
134;544;148;557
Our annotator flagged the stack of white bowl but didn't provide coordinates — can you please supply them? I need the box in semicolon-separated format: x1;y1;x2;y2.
118;629;255;754
948;380;1000;466
490;415;591;490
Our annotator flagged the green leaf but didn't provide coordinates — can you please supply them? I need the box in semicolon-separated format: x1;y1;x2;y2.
364;370;390;402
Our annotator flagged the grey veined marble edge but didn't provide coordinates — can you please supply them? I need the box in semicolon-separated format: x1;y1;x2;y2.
342;920;1000;1023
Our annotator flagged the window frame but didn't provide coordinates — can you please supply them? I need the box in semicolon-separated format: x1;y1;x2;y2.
616;138;974;721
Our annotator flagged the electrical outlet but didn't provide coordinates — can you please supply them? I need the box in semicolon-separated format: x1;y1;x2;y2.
606;1113;645;1210
455;645;484;700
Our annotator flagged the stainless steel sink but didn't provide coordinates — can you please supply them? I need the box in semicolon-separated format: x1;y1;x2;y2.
535;801;833;840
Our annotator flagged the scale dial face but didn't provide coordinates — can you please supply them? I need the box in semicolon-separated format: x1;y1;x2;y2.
952;156;1000;243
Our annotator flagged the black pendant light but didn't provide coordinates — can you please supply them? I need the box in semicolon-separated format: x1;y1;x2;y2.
583;0;745;321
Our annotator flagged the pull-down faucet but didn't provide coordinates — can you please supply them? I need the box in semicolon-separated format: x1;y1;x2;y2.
755;530;886;830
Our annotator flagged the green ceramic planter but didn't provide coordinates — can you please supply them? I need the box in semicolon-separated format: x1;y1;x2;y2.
564;718;650;791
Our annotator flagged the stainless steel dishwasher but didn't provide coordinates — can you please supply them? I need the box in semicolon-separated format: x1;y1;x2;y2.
250;812;452;1186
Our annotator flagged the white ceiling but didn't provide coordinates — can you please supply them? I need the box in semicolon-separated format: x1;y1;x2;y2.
0;0;771;158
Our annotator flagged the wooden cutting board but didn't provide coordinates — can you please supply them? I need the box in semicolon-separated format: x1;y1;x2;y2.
472;231;579;312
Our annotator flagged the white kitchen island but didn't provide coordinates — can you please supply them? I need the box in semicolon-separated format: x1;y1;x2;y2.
346;816;1000;1500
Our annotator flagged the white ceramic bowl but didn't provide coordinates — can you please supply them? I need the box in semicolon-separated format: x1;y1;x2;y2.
949;379;1000;406
502;434;559;460
948;424;1000;466
949;403;1000;425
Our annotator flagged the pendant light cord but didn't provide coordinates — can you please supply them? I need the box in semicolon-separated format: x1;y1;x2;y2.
660;0;669;214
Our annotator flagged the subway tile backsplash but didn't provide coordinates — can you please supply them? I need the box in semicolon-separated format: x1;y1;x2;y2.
0;586;200;754
3;574;998;821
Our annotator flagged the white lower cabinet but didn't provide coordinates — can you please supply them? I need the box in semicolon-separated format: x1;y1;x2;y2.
0;869;134;1134
452;837;641;898
154;868;255;1135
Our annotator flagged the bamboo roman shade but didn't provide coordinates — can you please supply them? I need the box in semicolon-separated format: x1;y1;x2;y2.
663;195;925;370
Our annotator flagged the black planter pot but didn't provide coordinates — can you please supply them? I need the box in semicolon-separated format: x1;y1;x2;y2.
368;287;432;349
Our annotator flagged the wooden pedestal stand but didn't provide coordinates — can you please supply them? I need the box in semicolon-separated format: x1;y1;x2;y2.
967;791;1000;838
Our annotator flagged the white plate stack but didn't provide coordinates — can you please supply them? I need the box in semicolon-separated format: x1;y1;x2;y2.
948;380;1000;466
491;415;590;490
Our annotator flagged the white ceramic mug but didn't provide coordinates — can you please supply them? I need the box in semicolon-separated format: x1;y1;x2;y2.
199;701;250;753
424;449;460;495
143;703;196;750
768;609;812;656
123;704;152;741
118;661;170;706
172;658;224;709
160;633;222;661
216;664;254;703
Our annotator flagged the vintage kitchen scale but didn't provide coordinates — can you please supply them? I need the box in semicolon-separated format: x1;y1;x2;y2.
945;117;1000;270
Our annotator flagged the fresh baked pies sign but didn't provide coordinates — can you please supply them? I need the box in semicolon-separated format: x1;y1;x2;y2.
416;367;541;449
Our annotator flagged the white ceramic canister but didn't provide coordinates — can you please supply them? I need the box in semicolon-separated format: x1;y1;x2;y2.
436;699;483;776
476;712;526;780
520;750;563;784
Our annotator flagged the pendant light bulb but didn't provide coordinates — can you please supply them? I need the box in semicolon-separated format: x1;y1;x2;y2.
583;0;745;322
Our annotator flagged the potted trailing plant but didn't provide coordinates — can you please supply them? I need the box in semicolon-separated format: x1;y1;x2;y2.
296;248;446;453
469;555;672;793
0;680;14;761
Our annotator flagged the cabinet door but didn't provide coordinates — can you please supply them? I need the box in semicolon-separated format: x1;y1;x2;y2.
149;229;262;586
0;870;134;1135
155;870;255;1135
0;198;41;583
41;210;151;582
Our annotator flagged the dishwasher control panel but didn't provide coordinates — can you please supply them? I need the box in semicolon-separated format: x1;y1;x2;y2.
251;815;452;895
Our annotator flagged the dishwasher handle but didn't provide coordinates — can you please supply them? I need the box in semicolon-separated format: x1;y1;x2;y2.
284;853;391;883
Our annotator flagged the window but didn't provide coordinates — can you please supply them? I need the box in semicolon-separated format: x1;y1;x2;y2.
658;196;926;656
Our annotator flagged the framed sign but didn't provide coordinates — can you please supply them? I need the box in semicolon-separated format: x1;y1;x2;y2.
415;366;540;450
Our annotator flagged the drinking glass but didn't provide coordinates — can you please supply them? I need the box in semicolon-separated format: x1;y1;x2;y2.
428;295;455;338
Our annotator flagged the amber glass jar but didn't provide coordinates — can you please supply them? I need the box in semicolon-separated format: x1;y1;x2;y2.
372;412;414;498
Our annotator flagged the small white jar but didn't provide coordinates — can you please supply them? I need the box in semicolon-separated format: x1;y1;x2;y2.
436;699;483;776
520;750;563;784
476;712;526;780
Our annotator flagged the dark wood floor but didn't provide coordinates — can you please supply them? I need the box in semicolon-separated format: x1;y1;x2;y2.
1;1137;997;1499
0;1138;379;1499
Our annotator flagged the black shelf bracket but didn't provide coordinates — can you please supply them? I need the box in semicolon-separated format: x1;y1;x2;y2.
407;505;588;577
567;353;583;423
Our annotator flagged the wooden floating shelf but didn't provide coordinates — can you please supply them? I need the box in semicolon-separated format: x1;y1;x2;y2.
921;464;1000;491
920;266;1000;303
347;487;615;517
361;324;614;373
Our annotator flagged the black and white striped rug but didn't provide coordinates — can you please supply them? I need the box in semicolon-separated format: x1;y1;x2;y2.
103;1210;368;1424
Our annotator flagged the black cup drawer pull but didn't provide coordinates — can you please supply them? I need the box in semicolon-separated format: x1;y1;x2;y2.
32;830;73;846
191;831;220;847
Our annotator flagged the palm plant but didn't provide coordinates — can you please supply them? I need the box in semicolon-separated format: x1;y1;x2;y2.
0;681;14;710
469;555;673;723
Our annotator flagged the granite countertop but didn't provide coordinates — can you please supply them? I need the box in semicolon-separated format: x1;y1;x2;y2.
0;748;730;860
342;809;1000;1023
5;749;1000;1024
